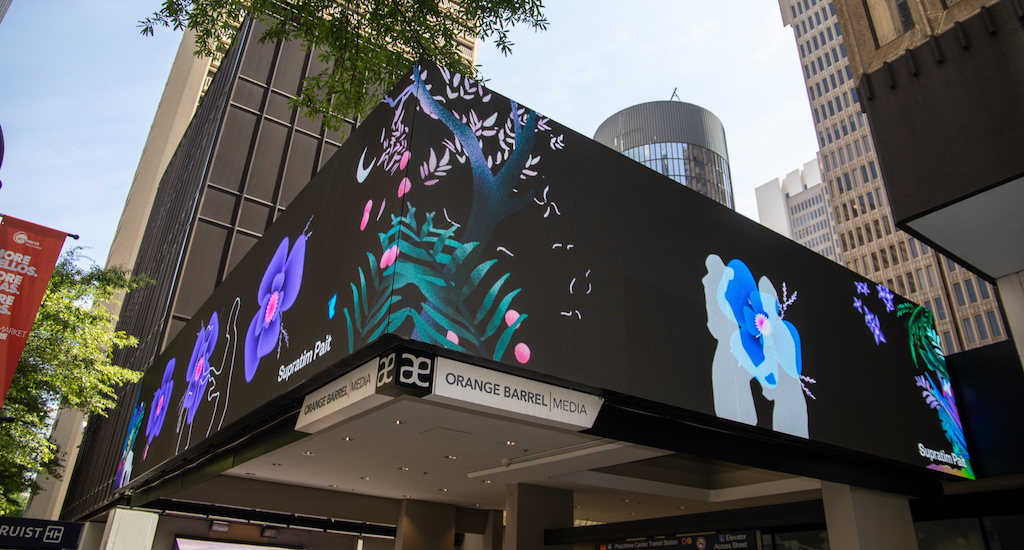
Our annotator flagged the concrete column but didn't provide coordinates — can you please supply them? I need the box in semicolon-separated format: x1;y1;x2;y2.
504;484;573;550
483;509;503;550
996;271;1024;371
394;499;456;550
821;481;918;550
77;522;107;550
97;507;160;550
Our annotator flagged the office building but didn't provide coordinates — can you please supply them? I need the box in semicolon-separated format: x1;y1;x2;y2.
776;0;1006;356
831;0;1024;371
756;159;840;262
58;17;477;523
593;100;734;209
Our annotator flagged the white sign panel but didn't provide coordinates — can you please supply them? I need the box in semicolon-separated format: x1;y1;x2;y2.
427;357;603;429
295;359;390;433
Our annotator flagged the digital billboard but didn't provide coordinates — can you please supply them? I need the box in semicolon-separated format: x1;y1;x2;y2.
121;60;973;491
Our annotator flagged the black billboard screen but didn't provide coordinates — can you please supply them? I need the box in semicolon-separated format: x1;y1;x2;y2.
120;61;973;489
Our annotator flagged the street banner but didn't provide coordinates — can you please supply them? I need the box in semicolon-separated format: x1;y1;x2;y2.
0;215;67;408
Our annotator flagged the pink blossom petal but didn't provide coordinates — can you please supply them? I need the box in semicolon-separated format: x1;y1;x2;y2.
398;177;412;197
360;200;373;231
399;150;411;170
446;330;459;345
423;179;439;186
380;245;400;269
505;309;520;326
514;343;531;364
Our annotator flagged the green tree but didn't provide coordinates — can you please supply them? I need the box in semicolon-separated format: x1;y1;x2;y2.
140;0;548;131
0;250;144;515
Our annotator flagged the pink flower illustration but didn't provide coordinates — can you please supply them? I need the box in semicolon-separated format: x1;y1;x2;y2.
514;343;531;364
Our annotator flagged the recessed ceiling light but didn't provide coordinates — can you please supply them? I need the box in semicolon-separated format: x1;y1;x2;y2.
399;467;409;471
343;437;352;441
393;420;405;425
245;472;256;476
630;513;636;516
328;484;338;488
679;506;686;510
271;463;282;466
505;440;516;445
444;455;457;460
302;451;315;456
439;488;448;492
575;506;581;509
623;499;629;503
474;504;480;507
402;495;410;498
360;476;370;480
482;480;491;484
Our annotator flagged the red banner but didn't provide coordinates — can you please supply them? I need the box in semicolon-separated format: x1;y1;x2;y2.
0;215;67;408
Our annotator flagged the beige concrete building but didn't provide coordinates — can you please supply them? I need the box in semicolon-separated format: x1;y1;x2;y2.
777;0;1006;356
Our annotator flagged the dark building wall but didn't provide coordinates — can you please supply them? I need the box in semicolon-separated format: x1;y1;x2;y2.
61;17;354;521
857;0;1024;225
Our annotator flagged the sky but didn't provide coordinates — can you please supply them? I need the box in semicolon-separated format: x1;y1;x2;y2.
0;1;819;267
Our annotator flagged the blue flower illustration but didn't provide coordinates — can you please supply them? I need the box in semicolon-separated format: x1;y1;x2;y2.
855;281;870;295
715;259;802;389
182;312;218;425
144;358;175;459
245;234;306;382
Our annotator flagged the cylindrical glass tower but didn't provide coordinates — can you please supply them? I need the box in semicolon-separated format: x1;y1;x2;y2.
594;100;734;209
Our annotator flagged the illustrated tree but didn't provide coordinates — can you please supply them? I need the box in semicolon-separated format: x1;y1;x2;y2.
0;250;144;515
343;62;565;364
140;0;549;130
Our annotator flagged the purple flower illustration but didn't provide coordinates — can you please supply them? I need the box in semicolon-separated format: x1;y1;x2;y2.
144;358;175;459
245;234;306;382
864;309;886;345
877;284;895;312
855;281;870;295
182;312;218;425
853;297;863;313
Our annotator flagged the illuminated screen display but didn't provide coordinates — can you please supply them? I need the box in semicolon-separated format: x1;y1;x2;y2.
121;61;973;490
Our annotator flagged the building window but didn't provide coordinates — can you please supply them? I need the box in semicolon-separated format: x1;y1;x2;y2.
863;0;916;46
867;191;876;210
865;223;874;243
841;233;849;252
896;275;906;295
881;215;892;235
856;227;865;246
942;331;956;354
935;297;947;320
965;279;978;303
842;203;850;221
987;311;1002;337
898;242;909;262
946;257;957;272
963;318;976;344
906;272;917;293
954;282;966;307
889;245;899;266
873;219;883;239
909;238;919;258
975;315;989;340
978;279;990;300
925;265;937;288
872;253;881;271
850;199;859;218
863;137;872;153
880;250;890;269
